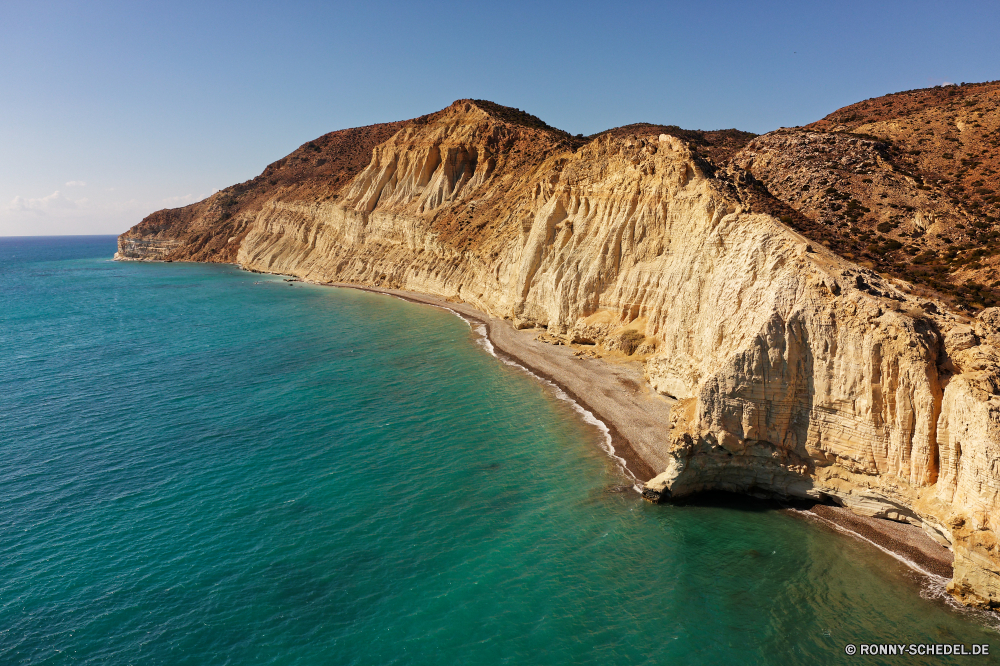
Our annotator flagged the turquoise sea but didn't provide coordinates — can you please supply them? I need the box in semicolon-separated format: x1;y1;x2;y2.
1;236;996;665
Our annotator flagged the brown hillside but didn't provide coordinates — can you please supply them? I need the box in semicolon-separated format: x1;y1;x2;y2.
730;81;1000;311
121;87;1000;312
470;99;584;148
807;80;1000;226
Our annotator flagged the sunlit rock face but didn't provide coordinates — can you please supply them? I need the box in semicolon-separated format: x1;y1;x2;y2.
117;99;1000;610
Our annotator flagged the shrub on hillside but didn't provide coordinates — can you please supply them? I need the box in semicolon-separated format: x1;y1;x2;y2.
615;330;646;356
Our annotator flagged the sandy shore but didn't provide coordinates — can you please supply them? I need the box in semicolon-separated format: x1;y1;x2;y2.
802;505;953;579
330;283;954;580
336;284;671;481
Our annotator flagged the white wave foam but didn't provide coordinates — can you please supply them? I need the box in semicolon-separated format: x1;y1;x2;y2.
786;507;1000;625
383;294;471;328
473;324;496;356
465;323;639;489
791;509;946;582
441;306;472;328
378;293;640;490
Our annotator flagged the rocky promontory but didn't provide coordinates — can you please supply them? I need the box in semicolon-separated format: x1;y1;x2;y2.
117;88;1000;610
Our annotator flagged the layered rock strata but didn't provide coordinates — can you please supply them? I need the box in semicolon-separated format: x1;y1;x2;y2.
117;98;1000;609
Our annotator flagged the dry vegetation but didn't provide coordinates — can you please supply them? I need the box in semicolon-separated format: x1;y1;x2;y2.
591;123;757;166
728;81;1000;311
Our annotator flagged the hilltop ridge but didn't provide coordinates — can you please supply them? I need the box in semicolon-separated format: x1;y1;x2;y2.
737;81;1000;310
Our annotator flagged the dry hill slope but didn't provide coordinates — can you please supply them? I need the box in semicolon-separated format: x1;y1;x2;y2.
117;119;410;263
117;95;1000;610
733;81;1000;311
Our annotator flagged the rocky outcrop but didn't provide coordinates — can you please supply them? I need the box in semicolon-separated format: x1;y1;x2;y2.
115;237;185;260
116;97;1000;610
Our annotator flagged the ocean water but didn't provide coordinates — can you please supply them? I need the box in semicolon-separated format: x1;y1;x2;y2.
1;236;996;665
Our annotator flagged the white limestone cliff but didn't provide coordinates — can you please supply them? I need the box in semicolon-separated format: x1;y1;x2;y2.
121;102;1000;609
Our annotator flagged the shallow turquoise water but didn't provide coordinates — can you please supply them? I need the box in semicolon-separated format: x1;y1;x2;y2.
0;236;996;665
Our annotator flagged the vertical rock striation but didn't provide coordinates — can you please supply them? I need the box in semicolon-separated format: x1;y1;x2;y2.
117;98;1000;609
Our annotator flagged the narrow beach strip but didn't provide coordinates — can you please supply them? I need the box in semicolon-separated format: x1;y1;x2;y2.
316;280;965;602
330;284;662;483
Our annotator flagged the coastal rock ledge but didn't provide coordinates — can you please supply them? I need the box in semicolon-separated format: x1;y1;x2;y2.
117;98;1000;610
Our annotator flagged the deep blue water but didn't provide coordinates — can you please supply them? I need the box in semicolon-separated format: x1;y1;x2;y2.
0;236;996;665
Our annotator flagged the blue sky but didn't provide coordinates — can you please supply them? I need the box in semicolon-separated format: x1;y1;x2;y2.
1;0;998;236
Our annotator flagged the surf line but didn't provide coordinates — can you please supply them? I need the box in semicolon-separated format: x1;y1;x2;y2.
466;319;640;490
352;285;641;489
449;313;640;490
791;508;1000;626
791;508;946;581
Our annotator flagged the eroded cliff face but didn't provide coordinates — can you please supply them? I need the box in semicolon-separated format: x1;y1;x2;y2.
117;99;1000;609
115;119;410;263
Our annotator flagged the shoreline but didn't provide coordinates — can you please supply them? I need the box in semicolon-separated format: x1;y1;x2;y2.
324;282;958;590
797;505;954;579
337;283;658;482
